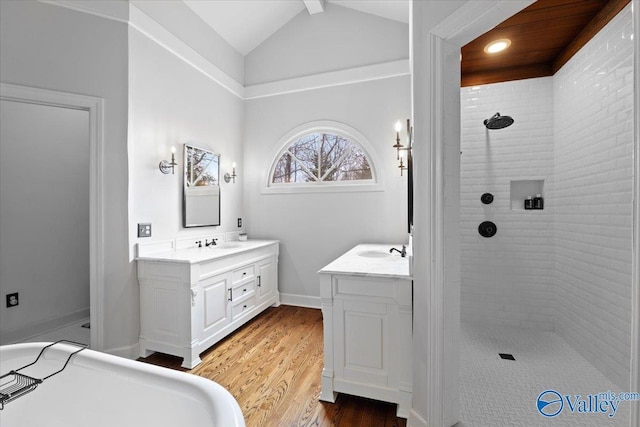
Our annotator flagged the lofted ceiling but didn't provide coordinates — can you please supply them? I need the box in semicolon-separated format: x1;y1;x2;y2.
182;0;630;83
461;0;631;87
183;0;409;56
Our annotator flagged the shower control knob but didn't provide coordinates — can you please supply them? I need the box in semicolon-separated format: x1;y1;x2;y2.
478;221;497;238
481;193;494;205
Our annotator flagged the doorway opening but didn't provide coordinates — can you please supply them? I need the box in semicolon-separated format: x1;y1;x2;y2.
0;83;105;351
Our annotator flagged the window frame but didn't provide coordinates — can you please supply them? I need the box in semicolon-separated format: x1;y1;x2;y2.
263;121;384;194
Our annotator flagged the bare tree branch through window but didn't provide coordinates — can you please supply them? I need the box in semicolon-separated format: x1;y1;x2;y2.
272;132;372;184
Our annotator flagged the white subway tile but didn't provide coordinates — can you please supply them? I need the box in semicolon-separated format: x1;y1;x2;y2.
460;5;632;389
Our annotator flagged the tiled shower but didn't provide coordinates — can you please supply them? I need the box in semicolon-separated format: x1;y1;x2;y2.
460;3;633;393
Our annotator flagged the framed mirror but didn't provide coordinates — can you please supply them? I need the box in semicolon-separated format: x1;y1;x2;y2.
183;144;220;227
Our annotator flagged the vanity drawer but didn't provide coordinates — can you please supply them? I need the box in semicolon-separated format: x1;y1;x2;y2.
232;281;255;298
232;265;255;284
232;296;255;319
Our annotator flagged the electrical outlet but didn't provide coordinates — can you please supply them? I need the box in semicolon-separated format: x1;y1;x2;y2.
138;223;152;238
6;293;18;308
237;218;242;228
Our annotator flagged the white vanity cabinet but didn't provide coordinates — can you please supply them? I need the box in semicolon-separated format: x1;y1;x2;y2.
137;241;279;368
318;244;412;418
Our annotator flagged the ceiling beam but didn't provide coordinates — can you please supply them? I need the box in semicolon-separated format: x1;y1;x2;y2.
303;0;325;15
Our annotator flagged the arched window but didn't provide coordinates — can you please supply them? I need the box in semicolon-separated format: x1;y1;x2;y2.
266;122;381;193
272;132;372;183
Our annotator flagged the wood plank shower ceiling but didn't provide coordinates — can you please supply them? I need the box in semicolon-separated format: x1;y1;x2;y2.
461;0;631;87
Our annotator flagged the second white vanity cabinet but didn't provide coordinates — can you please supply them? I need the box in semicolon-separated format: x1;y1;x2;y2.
318;244;412;418
137;240;279;368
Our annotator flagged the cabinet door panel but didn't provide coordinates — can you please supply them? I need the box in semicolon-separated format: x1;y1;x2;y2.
257;257;277;302
334;299;389;386
345;312;383;369
202;275;230;331
153;287;179;336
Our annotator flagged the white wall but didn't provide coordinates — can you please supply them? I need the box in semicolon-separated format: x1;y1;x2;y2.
0;0;131;353
242;5;411;306
128;24;244;251
243;76;410;304
244;2;409;85
553;5;633;389
0;101;89;342
460;77;555;330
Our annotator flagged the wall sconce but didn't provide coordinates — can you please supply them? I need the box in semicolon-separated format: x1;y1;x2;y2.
398;150;408;176
393;119;412;176
159;147;177;174
224;162;237;183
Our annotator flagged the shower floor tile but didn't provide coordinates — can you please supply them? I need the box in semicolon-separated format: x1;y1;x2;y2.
458;323;631;427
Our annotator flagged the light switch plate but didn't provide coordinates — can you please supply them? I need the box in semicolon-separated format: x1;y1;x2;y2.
138;223;152;238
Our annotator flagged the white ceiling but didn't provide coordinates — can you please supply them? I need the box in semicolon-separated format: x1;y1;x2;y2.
183;0;409;56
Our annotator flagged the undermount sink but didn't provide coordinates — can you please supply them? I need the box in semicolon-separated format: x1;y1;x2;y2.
357;250;391;258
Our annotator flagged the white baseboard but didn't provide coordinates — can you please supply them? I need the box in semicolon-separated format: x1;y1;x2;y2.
279;293;321;309
408;409;428;427
104;342;140;360
0;308;90;345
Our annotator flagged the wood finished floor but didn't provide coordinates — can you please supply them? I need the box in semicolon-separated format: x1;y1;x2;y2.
139;305;407;427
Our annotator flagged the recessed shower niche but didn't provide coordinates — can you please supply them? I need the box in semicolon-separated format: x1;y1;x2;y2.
510;179;544;211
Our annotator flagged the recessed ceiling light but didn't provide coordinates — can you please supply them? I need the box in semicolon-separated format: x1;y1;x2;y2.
484;38;511;54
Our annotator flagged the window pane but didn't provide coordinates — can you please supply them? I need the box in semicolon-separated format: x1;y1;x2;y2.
319;133;351;179
332;146;372;181
290;133;320;178
272;152;315;183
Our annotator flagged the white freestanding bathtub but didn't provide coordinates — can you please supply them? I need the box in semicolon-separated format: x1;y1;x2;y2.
0;342;245;427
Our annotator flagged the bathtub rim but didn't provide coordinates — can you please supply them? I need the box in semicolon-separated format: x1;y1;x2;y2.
0;342;245;427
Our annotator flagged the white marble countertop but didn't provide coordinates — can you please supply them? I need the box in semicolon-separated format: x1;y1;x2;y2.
136;240;278;264
318;243;412;280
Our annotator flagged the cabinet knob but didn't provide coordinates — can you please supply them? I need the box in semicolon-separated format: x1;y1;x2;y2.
243;305;247;309
243;288;247;292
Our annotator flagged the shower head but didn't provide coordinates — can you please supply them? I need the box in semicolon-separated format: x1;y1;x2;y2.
484;112;514;130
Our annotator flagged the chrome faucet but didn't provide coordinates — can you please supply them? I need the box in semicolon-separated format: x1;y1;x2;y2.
195;240;203;248
389;245;407;258
205;238;218;247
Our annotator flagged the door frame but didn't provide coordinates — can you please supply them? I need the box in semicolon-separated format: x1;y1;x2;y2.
411;1;639;426
631;2;640;425
1;82;105;351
